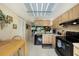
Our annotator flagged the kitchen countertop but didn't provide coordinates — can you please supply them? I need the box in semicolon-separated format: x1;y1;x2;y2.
36;33;62;36
34;32;63;37
73;43;79;48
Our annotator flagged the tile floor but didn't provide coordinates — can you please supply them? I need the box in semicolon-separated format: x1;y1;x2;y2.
28;40;57;56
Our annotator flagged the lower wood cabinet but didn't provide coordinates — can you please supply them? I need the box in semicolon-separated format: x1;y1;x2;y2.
42;34;53;44
52;35;56;48
73;45;79;56
42;34;56;48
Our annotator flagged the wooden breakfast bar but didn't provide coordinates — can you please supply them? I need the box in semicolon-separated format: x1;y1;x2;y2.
0;40;28;56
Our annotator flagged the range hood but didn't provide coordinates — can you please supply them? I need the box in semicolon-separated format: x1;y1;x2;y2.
59;18;79;26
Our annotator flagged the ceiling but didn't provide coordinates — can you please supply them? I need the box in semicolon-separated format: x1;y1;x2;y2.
2;3;78;22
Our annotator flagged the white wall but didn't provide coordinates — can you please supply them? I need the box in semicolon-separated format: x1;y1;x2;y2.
16;18;26;40
3;3;30;21
0;4;26;40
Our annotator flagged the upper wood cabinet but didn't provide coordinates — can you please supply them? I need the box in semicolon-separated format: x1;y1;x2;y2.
52;19;57;28
68;4;79;20
52;17;60;28
34;20;50;26
52;4;79;28
73;4;79;19
52;16;63;28
68;8;73;20
61;12;69;23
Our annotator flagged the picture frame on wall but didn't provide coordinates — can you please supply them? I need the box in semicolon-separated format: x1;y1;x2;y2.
5;15;13;24
13;24;17;29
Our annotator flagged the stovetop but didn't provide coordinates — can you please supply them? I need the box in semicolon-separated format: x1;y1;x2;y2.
56;36;79;43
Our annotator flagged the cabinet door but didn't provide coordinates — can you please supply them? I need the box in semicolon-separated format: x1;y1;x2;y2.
68;8;73;20
52;35;56;48
59;16;62;23
73;4;79;19
61;12;69;22
53;17;61;28
52;18;58;28
34;20;41;26
74;46;79;56
34;20;50;26
42;35;52;44
52;20;55;28
42;34;48;44
47;36;52;44
55;17;59;28
43;20;50;26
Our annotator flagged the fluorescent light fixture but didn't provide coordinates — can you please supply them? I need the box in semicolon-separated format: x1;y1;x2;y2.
29;3;35;16
36;3;38;16
41;3;43;16
44;3;49;16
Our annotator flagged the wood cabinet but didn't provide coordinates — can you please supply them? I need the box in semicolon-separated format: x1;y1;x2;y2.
52;35;56;48
74;46;79;56
34;20;50;26
73;43;79;56
53;16;62;28
42;34;56;48
68;8;73;20
61;12;69;23
73;4;79;19
52;19;58;28
52;4;79;28
42;34;53;44
52;19;57;28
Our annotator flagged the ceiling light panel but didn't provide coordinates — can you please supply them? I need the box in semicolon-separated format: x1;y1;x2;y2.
31;3;37;16
36;3;38;16
42;3;47;16
44;3;50;16
24;3;55;18
38;3;42;16
41;3;43;16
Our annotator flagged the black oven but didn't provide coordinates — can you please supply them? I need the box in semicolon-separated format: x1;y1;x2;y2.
55;36;73;56
55;31;79;56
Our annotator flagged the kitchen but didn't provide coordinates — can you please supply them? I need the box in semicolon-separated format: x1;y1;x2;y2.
29;3;79;56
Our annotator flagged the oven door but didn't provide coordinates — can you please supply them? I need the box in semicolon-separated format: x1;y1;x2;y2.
34;35;42;45
55;36;73;56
